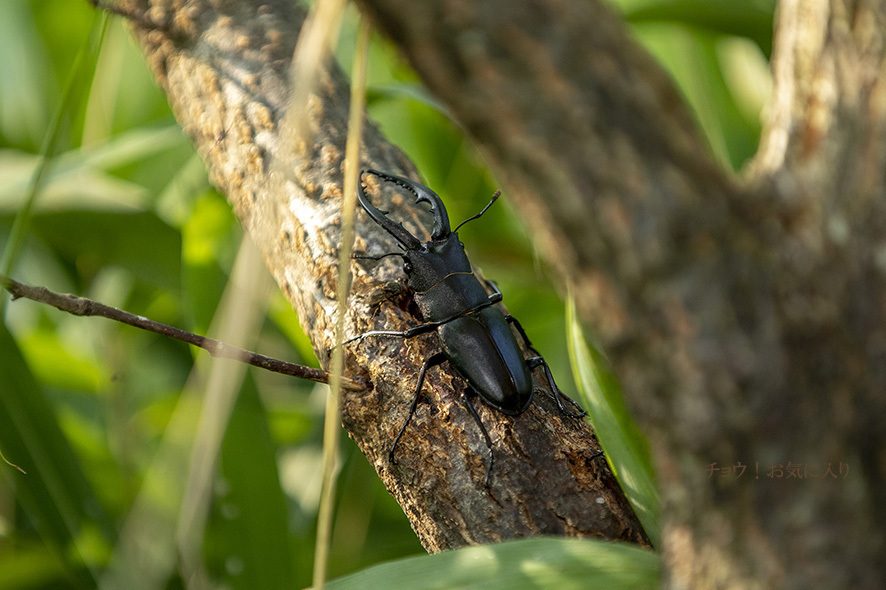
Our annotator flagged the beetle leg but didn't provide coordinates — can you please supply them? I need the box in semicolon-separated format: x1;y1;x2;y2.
389;352;447;465
351;251;404;261
345;301;516;346
479;278;504;305
341;330;406;345
502;315;585;416
345;288;506;348
526;357;586;418
341;321;438;346
503;314;542;356
462;388;495;488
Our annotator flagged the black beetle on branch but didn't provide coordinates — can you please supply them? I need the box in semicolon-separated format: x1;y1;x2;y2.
345;170;592;487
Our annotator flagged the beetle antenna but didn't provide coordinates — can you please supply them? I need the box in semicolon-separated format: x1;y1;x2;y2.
453;190;501;233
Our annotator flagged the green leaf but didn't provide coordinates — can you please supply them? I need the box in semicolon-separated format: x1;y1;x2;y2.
181;190;240;331
205;377;295;589
366;83;450;117
565;295;660;548
620;0;775;55
0;323;108;586
0;541;73;590
325;537;659;590
0;126;188;214
26;210;182;291
628;23;760;170
17;327;105;393
0;0;52;148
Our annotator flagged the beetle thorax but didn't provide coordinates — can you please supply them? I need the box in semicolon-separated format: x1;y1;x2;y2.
406;235;494;323
404;235;472;294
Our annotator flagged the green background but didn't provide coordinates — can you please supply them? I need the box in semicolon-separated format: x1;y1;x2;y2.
0;1;772;587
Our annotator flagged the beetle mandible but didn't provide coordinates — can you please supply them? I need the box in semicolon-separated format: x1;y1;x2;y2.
345;169;587;487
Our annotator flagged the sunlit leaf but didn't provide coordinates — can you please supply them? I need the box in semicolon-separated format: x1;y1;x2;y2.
0;541;71;590
619;0;775;55
0;126;187;213
630;23;759;170
325;537;659;590
182;191;239;331
566;295;660;548
0;1;51;148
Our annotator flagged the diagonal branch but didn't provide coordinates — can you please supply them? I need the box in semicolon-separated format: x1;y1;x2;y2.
85;0;649;553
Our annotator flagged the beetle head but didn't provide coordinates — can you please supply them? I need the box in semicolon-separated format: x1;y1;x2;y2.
358;170;472;292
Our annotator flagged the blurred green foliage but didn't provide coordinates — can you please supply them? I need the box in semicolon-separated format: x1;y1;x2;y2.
0;0;772;588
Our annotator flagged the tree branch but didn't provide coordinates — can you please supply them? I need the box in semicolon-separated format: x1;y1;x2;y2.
87;0;649;552
0;275;364;391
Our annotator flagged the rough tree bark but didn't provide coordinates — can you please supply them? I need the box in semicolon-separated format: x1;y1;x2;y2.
97;0;885;587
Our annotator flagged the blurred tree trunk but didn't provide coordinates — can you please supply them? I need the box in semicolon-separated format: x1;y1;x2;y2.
354;0;886;587
106;0;884;587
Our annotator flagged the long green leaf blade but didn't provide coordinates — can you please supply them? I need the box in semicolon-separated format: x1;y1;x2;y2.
206;378;295;589
325;537;659;590
565;296;660;547
0;323;107;586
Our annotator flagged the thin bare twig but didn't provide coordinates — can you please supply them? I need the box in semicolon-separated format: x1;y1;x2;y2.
0;448;26;474
0;275;366;391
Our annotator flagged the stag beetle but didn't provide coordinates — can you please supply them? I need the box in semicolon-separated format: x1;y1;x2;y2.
345;169;587;487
